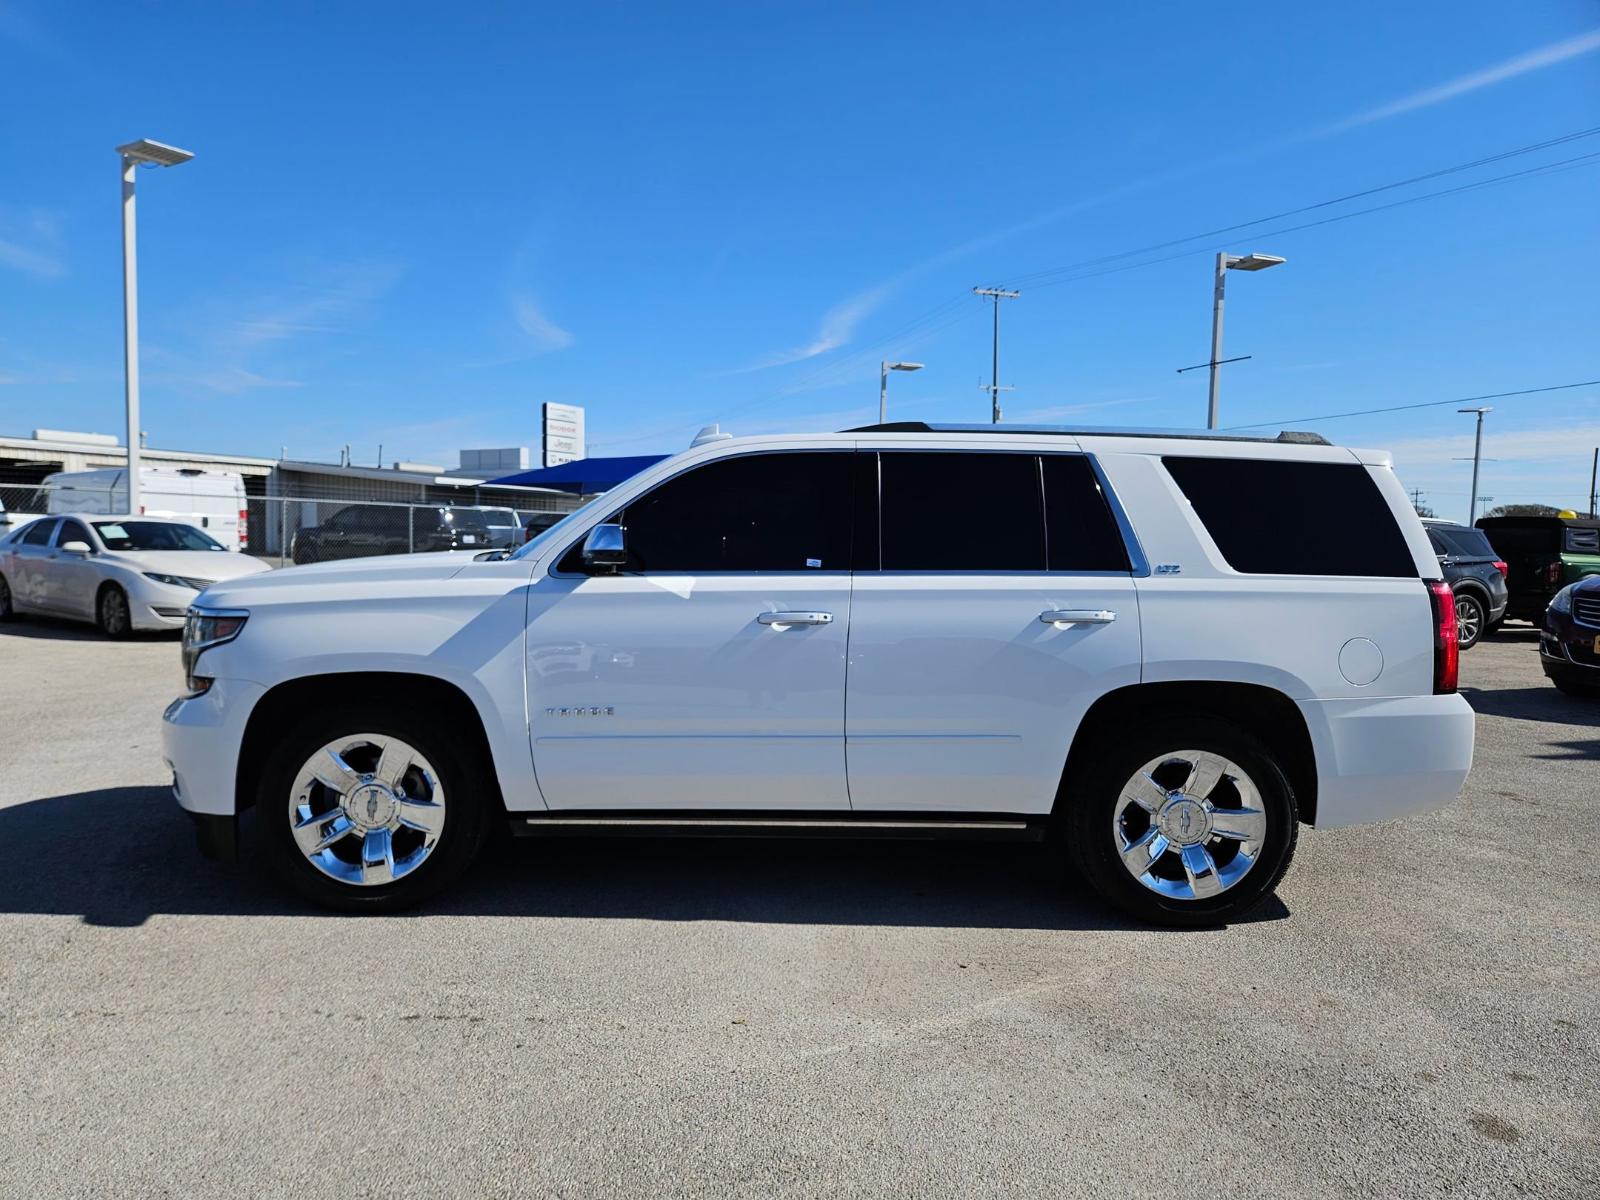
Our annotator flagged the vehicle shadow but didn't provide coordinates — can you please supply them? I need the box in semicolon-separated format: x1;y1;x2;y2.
1461;684;1600;728
0;618;181;642
0;786;1290;931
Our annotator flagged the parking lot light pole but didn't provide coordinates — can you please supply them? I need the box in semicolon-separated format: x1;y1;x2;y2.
1459;406;1492;524
117;138;194;516
1207;252;1285;429
879;361;924;423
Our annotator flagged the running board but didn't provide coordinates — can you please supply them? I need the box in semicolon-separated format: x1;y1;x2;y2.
511;812;1047;842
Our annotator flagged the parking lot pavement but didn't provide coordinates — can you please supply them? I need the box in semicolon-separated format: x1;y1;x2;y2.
0;620;1596;1198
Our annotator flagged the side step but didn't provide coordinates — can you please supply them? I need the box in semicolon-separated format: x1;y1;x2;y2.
511;811;1047;842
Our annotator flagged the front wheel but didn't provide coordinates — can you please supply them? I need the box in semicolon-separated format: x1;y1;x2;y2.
257;706;492;912
97;584;132;638
1062;717;1298;927
1454;592;1487;650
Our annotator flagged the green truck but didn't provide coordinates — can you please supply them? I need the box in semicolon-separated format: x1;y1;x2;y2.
1477;514;1600;622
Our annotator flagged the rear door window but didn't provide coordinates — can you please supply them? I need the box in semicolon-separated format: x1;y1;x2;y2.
1435;526;1495;558
20;519;57;547
1042;455;1132;572
1163;456;1416;577
879;452;1044;571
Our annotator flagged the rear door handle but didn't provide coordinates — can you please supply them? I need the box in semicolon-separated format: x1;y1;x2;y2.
1039;609;1117;626
758;611;834;626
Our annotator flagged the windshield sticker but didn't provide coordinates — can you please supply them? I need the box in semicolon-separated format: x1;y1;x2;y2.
98;524;128;539
806;558;822;569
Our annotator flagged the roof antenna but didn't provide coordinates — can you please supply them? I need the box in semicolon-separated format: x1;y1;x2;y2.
691;424;733;447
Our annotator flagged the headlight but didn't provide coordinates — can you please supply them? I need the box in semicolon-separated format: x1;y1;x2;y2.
145;572;214;591
181;607;249;695
1548;585;1575;616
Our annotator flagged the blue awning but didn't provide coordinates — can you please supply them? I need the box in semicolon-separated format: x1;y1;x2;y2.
487;455;668;494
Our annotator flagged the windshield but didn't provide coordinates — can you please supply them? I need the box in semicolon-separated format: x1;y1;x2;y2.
442;507;492;531
94;520;225;552
509;493;610;561
478;508;517;525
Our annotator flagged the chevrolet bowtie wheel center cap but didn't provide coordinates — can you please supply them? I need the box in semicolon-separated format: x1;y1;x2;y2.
1156;796;1212;847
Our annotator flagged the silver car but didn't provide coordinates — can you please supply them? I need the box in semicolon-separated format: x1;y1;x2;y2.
0;514;271;637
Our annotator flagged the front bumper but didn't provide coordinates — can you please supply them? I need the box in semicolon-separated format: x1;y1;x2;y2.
162;676;266;818
1540;611;1600;686
1297;693;1475;828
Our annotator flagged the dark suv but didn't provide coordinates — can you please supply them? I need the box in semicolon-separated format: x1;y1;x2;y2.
1422;520;1507;649
290;505;493;564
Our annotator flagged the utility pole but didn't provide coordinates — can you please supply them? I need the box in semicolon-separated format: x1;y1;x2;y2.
972;286;1019;423
1410;487;1426;511
1459;406;1492;525
1589;447;1598;518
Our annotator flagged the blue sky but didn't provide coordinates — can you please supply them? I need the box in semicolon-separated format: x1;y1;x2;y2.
1;1;1597;522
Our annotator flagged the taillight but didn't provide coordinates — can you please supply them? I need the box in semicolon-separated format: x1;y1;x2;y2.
1492;560;1508;578
1545;562;1562;586
1426;579;1459;694
238;508;249;549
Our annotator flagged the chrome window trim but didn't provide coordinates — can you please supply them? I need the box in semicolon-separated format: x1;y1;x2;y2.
546;446;1148;580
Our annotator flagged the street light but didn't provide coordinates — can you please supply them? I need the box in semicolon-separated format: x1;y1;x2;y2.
117;138;194;515
1459;406;1492;524
879;360;923;423
1207;251;1285;429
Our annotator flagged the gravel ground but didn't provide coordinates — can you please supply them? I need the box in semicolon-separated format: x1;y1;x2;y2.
1;617;1596;1198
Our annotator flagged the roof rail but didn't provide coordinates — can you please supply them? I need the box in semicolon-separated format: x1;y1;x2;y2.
844;421;1332;446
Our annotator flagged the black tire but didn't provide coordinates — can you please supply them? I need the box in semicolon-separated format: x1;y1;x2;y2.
1061;716;1298;928
1551;676;1600;699
97;584;133;638
257;704;493;913
1454;591;1487;650
0;572;16;621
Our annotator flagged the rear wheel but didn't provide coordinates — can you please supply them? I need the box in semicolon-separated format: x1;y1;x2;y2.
1063;717;1298;927
97;584;132;638
0;572;15;621
257;706;492;912
1454;592;1487;650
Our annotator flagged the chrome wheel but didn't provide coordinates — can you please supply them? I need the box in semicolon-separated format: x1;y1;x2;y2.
1112;750;1268;902
287;733;447;887
1455;593;1484;647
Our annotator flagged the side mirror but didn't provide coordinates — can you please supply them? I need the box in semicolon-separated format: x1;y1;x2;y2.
60;541;92;556
581;523;627;573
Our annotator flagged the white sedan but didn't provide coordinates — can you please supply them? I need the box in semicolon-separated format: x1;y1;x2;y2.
0;513;272;636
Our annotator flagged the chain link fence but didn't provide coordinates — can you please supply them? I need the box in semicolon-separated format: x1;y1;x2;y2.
1;483;577;568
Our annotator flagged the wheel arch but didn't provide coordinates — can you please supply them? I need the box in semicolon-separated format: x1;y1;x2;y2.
1060;681;1319;825
235;671;508;818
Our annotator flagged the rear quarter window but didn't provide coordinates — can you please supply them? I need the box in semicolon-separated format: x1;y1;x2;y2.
1163;456;1416;577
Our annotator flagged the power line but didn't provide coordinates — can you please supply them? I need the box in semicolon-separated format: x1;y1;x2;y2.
1006;125;1600;289
1024;150;1600;293
1225;379;1600;430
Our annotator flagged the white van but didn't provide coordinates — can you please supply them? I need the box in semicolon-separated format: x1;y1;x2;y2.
45;467;249;551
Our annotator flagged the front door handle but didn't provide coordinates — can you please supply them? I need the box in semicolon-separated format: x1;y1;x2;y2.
1039;609;1117;626
758;611;834;627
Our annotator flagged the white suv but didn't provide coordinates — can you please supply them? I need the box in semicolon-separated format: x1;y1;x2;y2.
163;424;1474;925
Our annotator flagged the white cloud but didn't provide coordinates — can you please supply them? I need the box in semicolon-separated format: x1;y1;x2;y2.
0;237;62;279
737;283;895;372
512;297;574;353
1384;422;1600;469
1323;29;1600;134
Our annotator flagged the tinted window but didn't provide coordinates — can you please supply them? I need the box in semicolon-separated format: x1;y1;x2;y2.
565;452;853;573
1477;521;1558;556
880;452;1044;571
20;519;57;546
1042;455;1131;572
1434;526;1495;557
55;519;92;547
1163;456;1416;577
